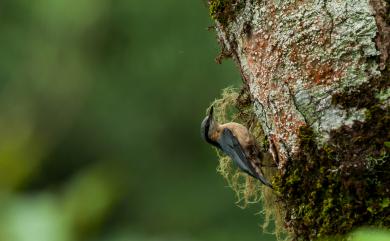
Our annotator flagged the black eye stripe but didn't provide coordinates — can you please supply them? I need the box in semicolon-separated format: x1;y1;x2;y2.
204;117;221;149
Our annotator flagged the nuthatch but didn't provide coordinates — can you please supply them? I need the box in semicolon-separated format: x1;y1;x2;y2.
201;106;273;188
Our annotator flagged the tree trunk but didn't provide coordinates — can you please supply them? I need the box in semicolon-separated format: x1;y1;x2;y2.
208;0;390;240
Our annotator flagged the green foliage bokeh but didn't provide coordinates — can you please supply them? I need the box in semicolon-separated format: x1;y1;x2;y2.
0;1;277;241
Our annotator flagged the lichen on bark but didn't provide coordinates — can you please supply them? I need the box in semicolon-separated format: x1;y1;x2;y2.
216;0;381;162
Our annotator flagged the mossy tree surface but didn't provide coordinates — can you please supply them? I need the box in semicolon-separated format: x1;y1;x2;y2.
207;0;390;240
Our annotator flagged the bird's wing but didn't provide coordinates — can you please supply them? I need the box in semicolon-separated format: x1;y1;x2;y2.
219;128;273;188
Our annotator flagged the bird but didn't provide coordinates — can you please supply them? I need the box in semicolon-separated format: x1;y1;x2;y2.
201;105;273;188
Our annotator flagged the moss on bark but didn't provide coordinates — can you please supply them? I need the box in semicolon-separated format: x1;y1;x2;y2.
208;0;245;26
273;104;390;240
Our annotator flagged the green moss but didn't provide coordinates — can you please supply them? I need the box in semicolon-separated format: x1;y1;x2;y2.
272;102;390;240
208;87;287;238
384;142;390;148
210;86;264;206
208;0;245;26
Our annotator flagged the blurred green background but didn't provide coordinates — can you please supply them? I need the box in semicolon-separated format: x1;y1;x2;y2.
0;1;276;241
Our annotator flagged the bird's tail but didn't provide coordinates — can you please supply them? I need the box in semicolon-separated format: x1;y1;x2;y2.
255;172;273;189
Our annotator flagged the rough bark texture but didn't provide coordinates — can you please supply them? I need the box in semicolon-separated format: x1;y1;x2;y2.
208;0;390;240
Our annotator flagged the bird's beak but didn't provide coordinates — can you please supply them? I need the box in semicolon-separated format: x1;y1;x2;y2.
208;105;214;118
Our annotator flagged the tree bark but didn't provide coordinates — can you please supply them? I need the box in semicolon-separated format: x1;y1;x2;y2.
208;0;390;239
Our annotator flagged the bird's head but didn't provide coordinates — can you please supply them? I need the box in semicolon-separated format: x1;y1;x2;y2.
200;105;218;145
